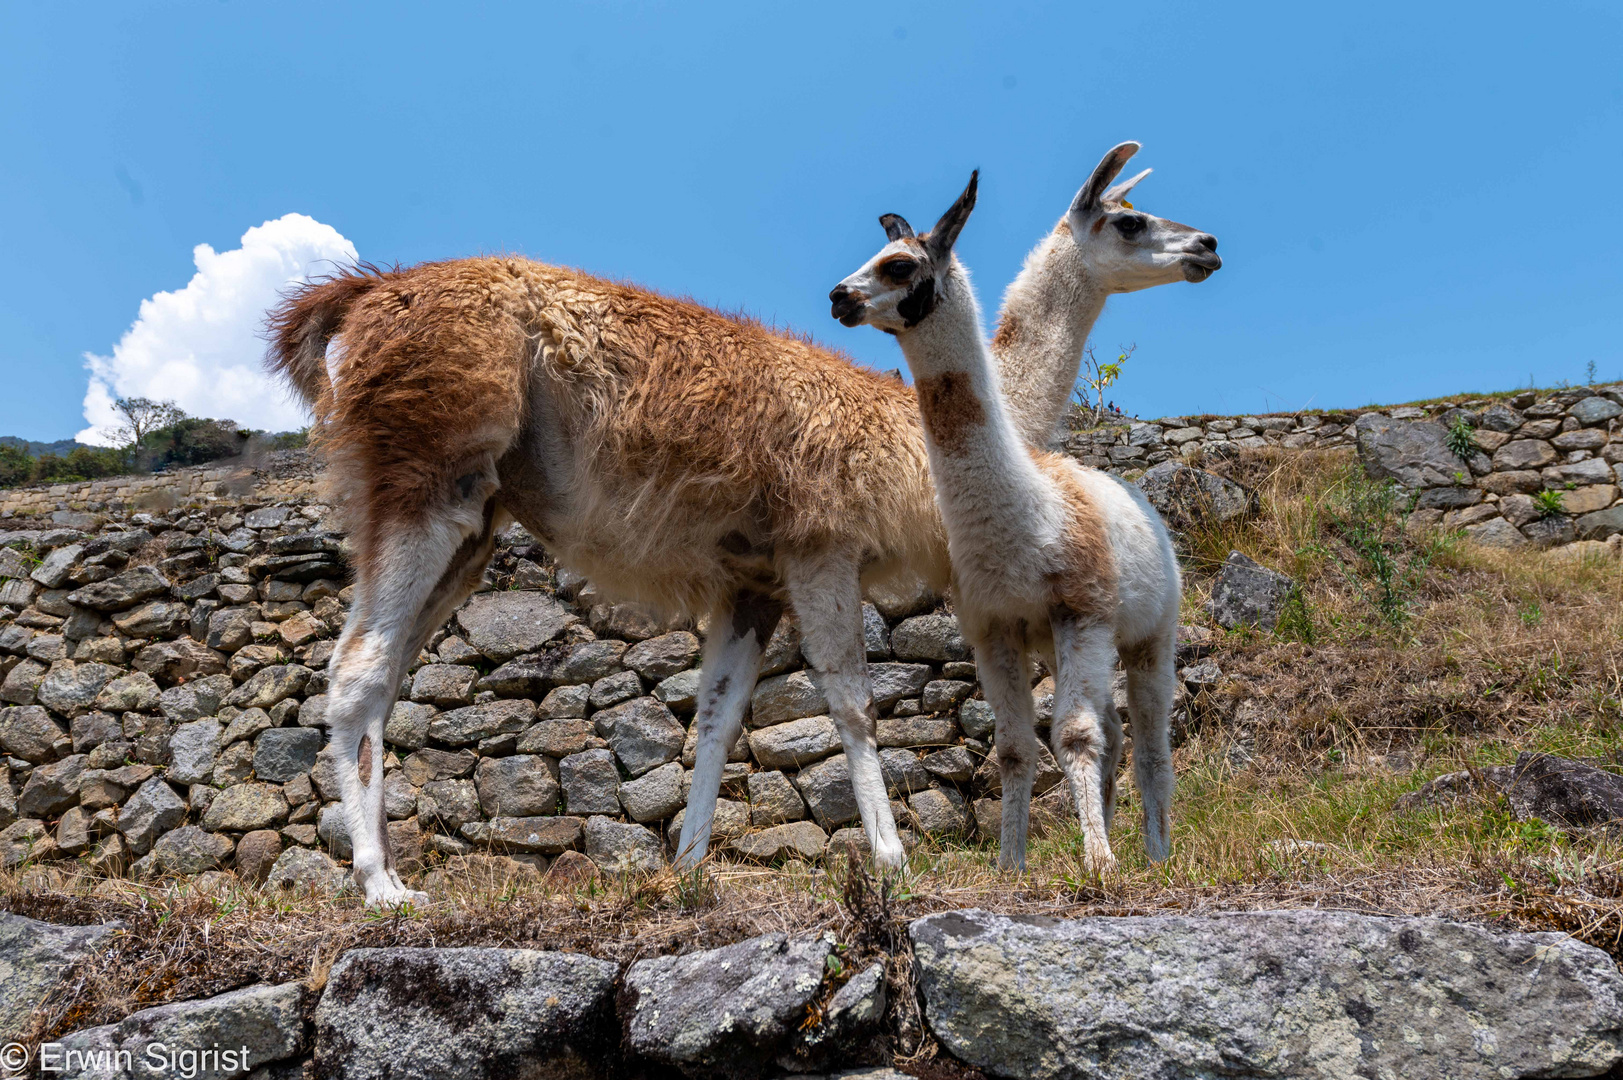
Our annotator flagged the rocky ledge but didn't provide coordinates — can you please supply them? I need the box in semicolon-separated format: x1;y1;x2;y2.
6;907;1620;1079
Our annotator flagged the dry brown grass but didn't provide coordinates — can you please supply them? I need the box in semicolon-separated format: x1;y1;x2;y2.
7;447;1623;1059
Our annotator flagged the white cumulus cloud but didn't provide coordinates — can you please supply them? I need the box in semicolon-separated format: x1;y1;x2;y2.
78;213;359;444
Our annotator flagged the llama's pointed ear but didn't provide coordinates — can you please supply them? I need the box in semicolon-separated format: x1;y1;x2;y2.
1103;168;1152;206
880;214;915;242
1071;141;1140;214
927;170;978;259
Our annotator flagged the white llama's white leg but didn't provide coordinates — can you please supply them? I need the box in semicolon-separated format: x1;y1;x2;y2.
673;590;779;871
975;622;1039;871
328;515;490;906
783;550;904;869
1049;612;1120;874
1123;628;1177;861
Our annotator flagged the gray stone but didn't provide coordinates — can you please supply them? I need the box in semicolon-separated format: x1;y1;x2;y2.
879;747;930;796
1554;428;1610;451
1135;461;1256;531
480;815;584;855
384;700;436;750
417;778;480;831
958;699;996;740
1465;516;1530;548
751;670;828;727
1479;403;1524;432
111;599;190;637
63;565;170;612
53;981;304;1079
623;932;834;1075
1206;551;1295;630
254;727;323;783
536;683;590;719
37;661;121;717
517;718;602;757
0;911;118;1043
1505;752;1623;829
653;668;702;712
1570;395;1623;425
877;716;959;748
201;782;289;832
560;749;621;814
165;718;222;785
1544;457;1616;486
235;829;282;884
456;590;578;662
891;614;969;662
793;963;888;1065
0;658;47;706
623;630;700;679
428;698;535;746
212;739;256;786
224;664;311;710
582;815;663;874
0;704;66;763
730;819;828;861
910;908;1623;1080
474;754;560;817
72;710;122;755
587;669;643;709
18;754;85;817
30;543;85;589
92;671;161;713
617;760;684;822
1415;485;1481;510
131;638;228;684
150;824;234;875
1354;415;1464;488
922;745;977;784
117;776;187;854
909;787;971;835
265;846;344;893
205;607;256;652
593;696;684;777
1522;515;1576;548
398;748;479;786
0;819;52;868
747;770;808;825
749;715;841;770
1493;439;1559;471
317;802;353;860
383;771;418;819
155;674;233;724
410;663;479;707
1577;505;1623;541
222;706;273;746
313;947;617;1080
794;753;858;829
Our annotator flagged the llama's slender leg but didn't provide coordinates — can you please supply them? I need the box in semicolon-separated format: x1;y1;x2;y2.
783;550;904;869
974;620;1038;871
1049;610;1120;874
328;505;497;906
673;589;780;871
1123;628;1177;861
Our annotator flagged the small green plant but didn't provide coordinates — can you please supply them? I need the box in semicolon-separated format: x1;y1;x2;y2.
1274;585;1316;644
1445;416;1477;460
1518;601;1544;627
1071;343;1135;426
1534;489;1566;517
1586;359;1598;384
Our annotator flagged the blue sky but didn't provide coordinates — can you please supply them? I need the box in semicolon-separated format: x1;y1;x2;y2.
1;1;1620;440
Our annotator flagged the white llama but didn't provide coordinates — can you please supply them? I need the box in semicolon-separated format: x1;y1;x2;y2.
830;171;1201;871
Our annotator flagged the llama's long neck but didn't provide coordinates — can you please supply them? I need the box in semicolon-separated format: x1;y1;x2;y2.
895;262;1059;581
991;222;1109;447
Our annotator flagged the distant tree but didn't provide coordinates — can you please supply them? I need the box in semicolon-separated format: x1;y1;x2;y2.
105;397;186;450
0;442;31;488
138;417;247;469
1071;344;1136;427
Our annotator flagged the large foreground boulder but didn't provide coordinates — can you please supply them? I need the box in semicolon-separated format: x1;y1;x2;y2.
51;982;305;1079
314;947;619;1080
910;908;1623;1079
622;931;835;1077
0;913;120;1042
1355;414;1470;488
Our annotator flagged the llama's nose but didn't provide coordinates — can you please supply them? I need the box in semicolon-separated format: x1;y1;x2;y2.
829;284;852;303
1194;233;1218;253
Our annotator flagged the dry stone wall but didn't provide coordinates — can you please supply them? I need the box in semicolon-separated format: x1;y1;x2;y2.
3;383;1620;891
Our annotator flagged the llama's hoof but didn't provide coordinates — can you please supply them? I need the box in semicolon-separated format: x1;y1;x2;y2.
365;884;431;909
872;838;907;870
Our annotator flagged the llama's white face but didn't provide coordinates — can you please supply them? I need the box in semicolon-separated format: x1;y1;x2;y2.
1064;142;1221;293
830;172;978;335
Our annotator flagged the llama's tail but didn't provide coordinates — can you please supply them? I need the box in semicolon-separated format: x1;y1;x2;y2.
265;265;391;407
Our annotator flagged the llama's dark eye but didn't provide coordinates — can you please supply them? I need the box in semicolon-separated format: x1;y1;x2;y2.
880;258;918;280
1114;216;1145;236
